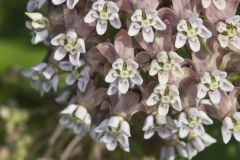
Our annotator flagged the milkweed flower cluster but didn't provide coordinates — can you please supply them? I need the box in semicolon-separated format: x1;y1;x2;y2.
23;0;240;159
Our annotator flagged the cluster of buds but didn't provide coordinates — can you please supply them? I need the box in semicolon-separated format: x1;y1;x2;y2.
23;0;240;159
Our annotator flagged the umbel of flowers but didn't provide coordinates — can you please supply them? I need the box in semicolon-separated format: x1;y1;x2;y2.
24;0;240;159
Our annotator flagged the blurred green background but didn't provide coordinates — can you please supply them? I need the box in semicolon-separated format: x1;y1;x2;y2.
0;0;239;160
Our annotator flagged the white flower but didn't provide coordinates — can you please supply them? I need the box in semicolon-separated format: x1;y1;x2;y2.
27;0;46;12
84;0;121;35
25;12;49;44
143;113;177;139
128;8;166;43
177;108;213;139
146;84;182;116
51;31;86;67
221;112;240;144
94;116;131;152
59;61;90;92
201;0;226;10
105;58;143;95
186;132;216;160
175;17;212;52
59;104;91;135
52;0;79;9
22;63;59;95
197;70;234;104
216;16;240;50
149;51;184;85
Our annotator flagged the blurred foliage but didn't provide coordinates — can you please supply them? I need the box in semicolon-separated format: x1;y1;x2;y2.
0;0;240;160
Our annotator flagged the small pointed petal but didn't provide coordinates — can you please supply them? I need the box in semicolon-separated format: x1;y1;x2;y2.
96;20;108;35
54;47;67;61
118;79;130;94
208;89;221;104
175;32;187;49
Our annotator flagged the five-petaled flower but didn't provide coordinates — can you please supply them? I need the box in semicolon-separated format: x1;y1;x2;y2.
197;70;234;104
146;84;182;116
221;112;240;144
105;58;143;95
201;0;226;10
177;108;213;138
51;30;86;67
25;12;49;44
217;15;240;51
84;0;121;35
52;0;79;9
59;104;91;135
128;8;166;43
94;116;131;152
175;17;212;52
149;51;184;85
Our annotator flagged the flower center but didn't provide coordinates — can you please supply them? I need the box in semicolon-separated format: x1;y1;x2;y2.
209;81;219;91
161;95;171;103
119;70;131;79
187;27;198;38
141;19;152;28
188;117;200;128
64;39;77;52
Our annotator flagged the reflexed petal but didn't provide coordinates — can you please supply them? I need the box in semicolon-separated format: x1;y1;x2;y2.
52;0;66;5
201;133;216;146
42;66;55;80
201;72;212;83
233;132;240;142
221;126;232;144
213;0;226;10
54;47;67;61
158;127;171;139
179;126;190;138
176;143;188;158
95;119;108;133
107;1;119;13
59;115;70;126
126;59;139;70
69;52;81;66
201;0;211;8
110;13;121;29
108;116;121;128
177;19;188;32
188;36;201;52
131;9;142;22
106;141;118;151
216;22;227;33
96;20;108;35
186;143;197;160
158;71;169;85
25;12;44;21
84;9;98;23
175;32;187;49
169;51;184;63
144;128;155;139
197;84;208;99
112;58;124;70
51;75;59;92
199;111;213;125
221;117;233;143
77;78;89;92
222;116;234;130
142;27;154;43
160;146;175;160
233;112;240;123
146;93;159;106
118;135;130;152
59;61;73;71
171;96;182;111
105;69;118;83
128;22;141;36
208;89;221;104
66;0;79;9
75;38;86;53
118;79;130;94
219;79;234;92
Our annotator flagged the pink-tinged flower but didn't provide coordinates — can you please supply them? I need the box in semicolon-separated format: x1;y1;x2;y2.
59;61;90;93
25;12;49;44
105;58;143;95
94;116;131;152
22;63;59;95
52;0;79;9
186;133;216;160
146;84;182;116
84;0;121;35
177;108;213;138
128;8;166;43
201;0;226;10
27;0;46;12
197;70;234;104
149;51;184;85
51;31;86;67
221;112;240;144
175;17;212;52
216;15;240;51
59;104;91;135
142;114;177;139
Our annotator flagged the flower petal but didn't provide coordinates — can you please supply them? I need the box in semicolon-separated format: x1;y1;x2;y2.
175;32;187;49
118;78;130;94
142;27;154;43
54;47;67;61
208;89;221;104
96;20;108;35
